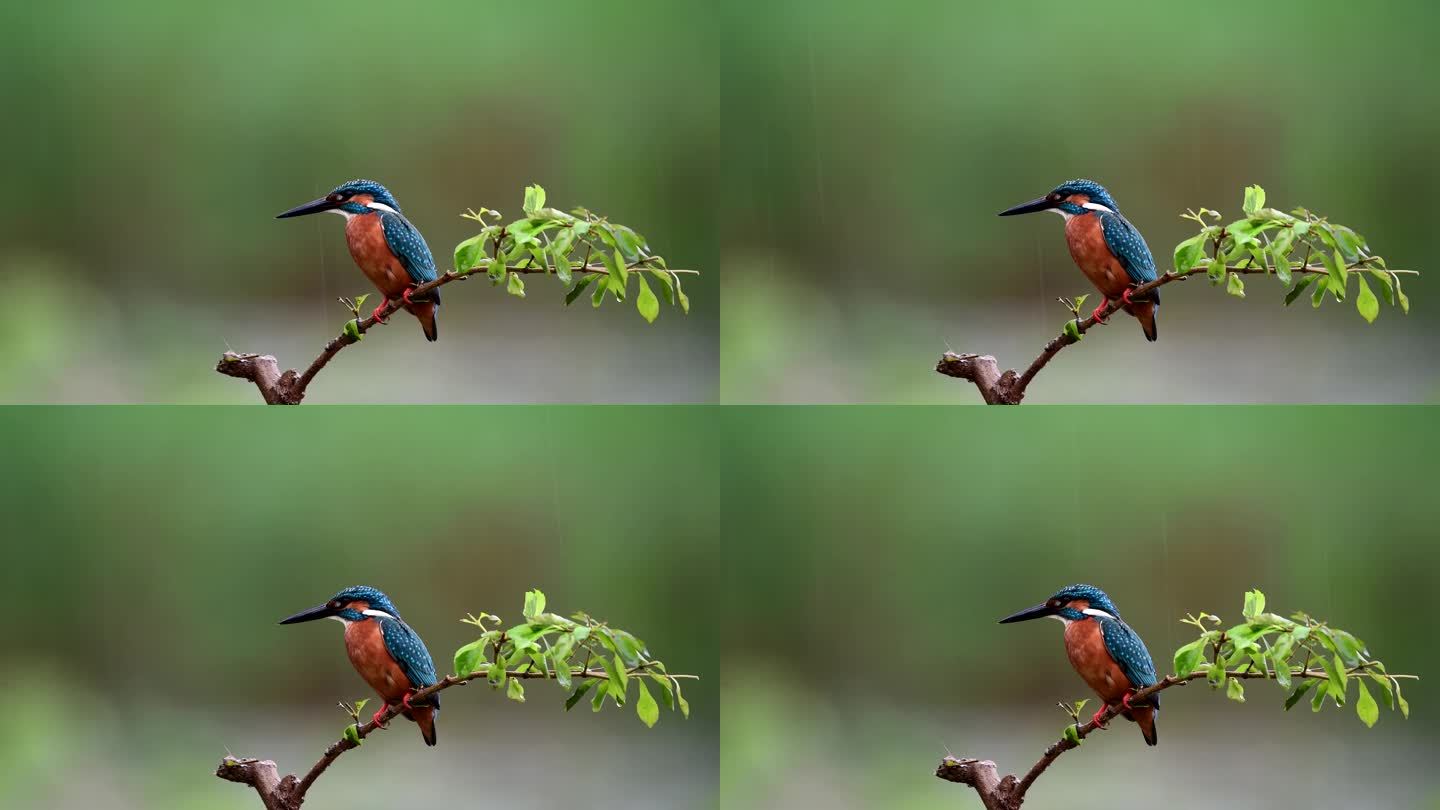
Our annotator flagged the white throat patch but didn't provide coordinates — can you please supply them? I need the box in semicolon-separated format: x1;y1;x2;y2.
1047;208;1075;222
328;614;353;626
1047;613;1074;627
325;208;355;221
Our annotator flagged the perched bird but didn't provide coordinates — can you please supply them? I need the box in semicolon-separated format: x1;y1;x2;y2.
999;584;1159;745
1000;179;1160;341
281;585;440;745
277;180;441;341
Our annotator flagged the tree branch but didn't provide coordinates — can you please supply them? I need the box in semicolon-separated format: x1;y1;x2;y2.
934;667;1382;808
935;262;1379;404
216;664;694;808
216;262;695;404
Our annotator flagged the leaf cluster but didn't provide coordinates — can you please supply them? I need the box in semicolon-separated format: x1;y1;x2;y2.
450;589;690;728
451;185;689;322
1170;589;1411;727
1171;185;1410;322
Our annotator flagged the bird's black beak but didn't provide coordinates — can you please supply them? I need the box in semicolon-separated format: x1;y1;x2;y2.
276;197;339;219
998;602;1055;624
279;603;337;625
998;197;1056;217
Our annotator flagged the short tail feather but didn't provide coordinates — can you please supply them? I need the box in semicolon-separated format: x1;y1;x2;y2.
1131;705;1158;746
410;706;438;746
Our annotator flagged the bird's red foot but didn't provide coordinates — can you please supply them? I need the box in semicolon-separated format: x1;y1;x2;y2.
401;691;416;711
1090;707;1109;728
402;287;416;305
1121;287;1136;305
371;707;390;728
371;300;391;323
1121;691;1135;711
1090;301;1110;324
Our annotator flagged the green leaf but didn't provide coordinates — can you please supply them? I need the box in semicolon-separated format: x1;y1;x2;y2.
591;680;608;712
1207;257;1227;282
523;184;546;217
343;319;362;341
488;660;506;687
1242;590;1265;619
674;275;690;314
1284;275;1315;306
565;275;595;306
1394;274;1410;314
1312;276;1329;308
507;272;526;298
1063;724;1081;745
453;639;487;676
1320;248;1348;290
1272;247;1292;285
1226;273;1245;298
1284;679;1315;711
592;276;608;308
1207;662;1226;688
523;590;546;621
1173;235;1206;273
1242;185;1266;216
1311;678;1329;712
1063;319;1082;341
564;680;594;711
487;256;507;283
344;723;362;745
453;234;486;272
1226;677;1245;703
552;247;573;285
635;272;660;323
1173;640;1205;678
635;678;659;728
1355;679;1378;727
1355;273;1378;323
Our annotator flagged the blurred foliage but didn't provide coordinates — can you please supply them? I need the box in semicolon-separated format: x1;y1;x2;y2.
0;0;717;402
719;0;1438;402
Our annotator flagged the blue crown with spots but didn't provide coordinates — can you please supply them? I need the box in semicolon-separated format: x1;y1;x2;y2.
330;179;401;212
330;585;401;619
1050;583;1121;619
1051;179;1119;213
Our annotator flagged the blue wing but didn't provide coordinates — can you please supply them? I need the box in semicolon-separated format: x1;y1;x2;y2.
379;210;440;297
1098;615;1160;707
379;616;441;708
1098;211;1159;292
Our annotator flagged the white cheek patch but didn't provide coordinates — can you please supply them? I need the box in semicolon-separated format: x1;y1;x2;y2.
1047;614;1073;626
1047;208;1075;222
362;609;399;621
328;615;353;626
326;208;355;221
1081;202;1115;214
1082;608;1118;620
365;201;400;214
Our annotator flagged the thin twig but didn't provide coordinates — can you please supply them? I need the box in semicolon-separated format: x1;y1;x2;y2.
935;261;1406;404
216;262;696;404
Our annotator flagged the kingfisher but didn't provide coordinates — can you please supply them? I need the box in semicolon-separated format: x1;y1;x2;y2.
999;584;1159;746
1000;179;1160;341
277;180;441;341
280;585;440;746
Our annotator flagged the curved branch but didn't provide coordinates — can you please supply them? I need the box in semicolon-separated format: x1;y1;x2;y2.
217;664;696;809
216;261;696;404
936;262;1383;404
935;666;1400;809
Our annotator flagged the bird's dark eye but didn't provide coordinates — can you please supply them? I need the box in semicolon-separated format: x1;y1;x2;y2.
326;193;344;203
1048;192;1063;202
329;600;342;609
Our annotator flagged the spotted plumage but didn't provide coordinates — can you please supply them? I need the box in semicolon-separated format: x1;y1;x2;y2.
277;179;441;341
280;585;440;746
1000;179;1160;341
1000;583;1160;746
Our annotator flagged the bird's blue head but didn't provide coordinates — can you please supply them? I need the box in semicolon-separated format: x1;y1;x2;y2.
276;179;403;220
999;179;1121;219
279;585;403;625
998;583;1123;625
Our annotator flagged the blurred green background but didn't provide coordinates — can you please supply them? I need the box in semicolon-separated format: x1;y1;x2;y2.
720;0;1437;403
0;407;718;809
0;1;717;403
721;407;1438;808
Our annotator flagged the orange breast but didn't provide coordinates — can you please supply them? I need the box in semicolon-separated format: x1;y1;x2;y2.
345;213;411;299
1065;213;1130;299
344;618;413;704
1064;618;1133;705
